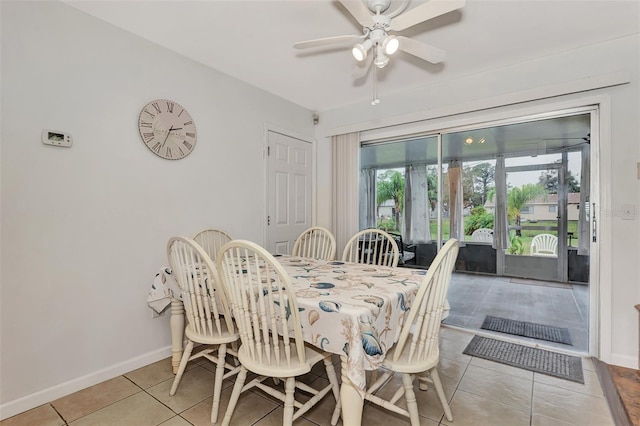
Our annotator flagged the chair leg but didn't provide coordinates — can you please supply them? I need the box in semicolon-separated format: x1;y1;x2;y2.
210;344;227;425
283;377;296;425
430;368;453;422
170;340;194;395
221;366;247;426
324;357;342;426
230;341;240;366
418;371;429;391
402;373;420;426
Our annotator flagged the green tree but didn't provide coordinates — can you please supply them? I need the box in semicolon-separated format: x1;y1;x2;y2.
463;162;496;207
507;184;546;236
538;164;580;193
377;170;405;231
426;166;438;210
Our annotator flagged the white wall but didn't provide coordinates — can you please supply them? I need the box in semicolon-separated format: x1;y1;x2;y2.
315;34;640;369
0;1;314;417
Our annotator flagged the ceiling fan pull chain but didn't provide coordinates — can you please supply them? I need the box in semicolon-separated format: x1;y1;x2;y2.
372;61;380;105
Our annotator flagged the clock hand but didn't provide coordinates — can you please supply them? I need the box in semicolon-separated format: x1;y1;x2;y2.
162;126;174;147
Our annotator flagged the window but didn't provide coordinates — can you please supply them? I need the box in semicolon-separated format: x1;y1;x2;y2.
549;205;557;213
521;206;533;214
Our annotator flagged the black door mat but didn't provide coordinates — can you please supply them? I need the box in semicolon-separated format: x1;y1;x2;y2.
463;335;584;383
481;315;573;345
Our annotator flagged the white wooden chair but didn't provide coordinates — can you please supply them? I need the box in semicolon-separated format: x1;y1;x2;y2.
531;233;558;256
192;228;232;261
342;228;400;267
216;240;341;426
363;239;460;425
471;228;493;243
166;236;240;425
291;226;336;260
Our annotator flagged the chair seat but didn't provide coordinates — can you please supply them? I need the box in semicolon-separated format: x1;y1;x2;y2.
237;342;326;378
402;252;416;263
382;342;439;374
184;318;238;345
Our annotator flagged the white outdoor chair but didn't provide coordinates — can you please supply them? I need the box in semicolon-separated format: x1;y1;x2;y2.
216;240;341;426
363;239;460;425
531;233;558;257
166;237;240;425
192;228;233;261
342;228;400;267
291;226;336;260
471;228;493;243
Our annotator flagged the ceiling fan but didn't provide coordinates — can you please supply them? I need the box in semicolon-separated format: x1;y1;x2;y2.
294;0;465;103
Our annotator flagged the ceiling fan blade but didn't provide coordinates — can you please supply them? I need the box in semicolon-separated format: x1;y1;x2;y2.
389;0;465;31
338;0;374;28
352;53;374;79
397;36;446;63
294;35;362;49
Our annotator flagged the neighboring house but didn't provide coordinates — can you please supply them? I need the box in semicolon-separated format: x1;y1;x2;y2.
484;193;581;222
377;199;395;220
521;193;581;222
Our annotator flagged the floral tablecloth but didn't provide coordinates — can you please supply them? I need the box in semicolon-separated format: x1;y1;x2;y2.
147;256;445;395
272;256;432;394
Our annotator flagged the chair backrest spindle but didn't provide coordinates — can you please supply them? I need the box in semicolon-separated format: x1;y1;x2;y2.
392;239;459;364
342;229;399;267
218;240;306;368
292;226;336;260
167;236;234;338
193;228;233;261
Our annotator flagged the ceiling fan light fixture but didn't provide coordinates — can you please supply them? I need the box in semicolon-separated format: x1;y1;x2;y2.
382;35;399;55
374;53;389;68
374;45;389;68
352;39;372;62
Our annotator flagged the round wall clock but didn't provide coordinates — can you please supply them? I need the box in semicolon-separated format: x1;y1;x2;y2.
138;99;197;160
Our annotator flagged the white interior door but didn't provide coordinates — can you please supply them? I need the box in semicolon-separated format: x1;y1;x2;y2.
266;131;312;254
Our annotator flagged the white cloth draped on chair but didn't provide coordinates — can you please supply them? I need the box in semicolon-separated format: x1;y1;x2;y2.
404;163;432;244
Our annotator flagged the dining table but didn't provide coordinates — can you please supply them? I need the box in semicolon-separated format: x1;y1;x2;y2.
147;255;447;425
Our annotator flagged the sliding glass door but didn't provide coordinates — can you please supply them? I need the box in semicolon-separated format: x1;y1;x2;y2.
359;111;591;284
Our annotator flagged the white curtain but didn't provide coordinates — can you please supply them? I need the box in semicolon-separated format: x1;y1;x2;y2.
448;159;464;241
332;132;360;254
493;155;510;250
404;164;432;243
359;168;377;229
578;145;591;255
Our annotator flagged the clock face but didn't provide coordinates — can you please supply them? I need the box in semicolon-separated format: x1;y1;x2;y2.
138;99;197;160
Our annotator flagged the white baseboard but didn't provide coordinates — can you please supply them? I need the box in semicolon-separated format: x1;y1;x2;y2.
610;353;638;370
0;346;172;421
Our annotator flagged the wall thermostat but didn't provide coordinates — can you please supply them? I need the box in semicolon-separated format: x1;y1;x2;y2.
42;130;72;147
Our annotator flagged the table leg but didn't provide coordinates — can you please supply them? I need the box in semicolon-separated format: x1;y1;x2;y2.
340;355;363;425
170;297;185;374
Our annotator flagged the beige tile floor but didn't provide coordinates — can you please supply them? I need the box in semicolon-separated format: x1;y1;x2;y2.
1;327;614;426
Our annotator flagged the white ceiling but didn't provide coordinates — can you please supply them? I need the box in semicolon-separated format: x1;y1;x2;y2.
64;0;638;112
